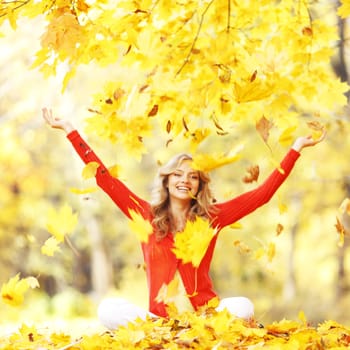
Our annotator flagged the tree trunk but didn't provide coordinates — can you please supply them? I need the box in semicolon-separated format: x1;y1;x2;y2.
85;215;113;300
283;222;297;301
336;177;350;299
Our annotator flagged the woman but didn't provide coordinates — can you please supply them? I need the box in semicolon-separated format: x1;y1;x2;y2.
42;107;325;329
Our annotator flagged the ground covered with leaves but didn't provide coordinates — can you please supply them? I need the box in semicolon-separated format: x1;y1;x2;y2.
1;309;350;350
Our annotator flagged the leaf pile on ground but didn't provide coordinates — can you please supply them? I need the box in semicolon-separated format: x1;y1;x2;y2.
1;308;350;349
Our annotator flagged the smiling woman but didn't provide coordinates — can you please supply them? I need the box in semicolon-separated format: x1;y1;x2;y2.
42;107;326;329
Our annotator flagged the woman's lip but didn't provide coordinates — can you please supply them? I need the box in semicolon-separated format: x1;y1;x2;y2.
176;186;190;191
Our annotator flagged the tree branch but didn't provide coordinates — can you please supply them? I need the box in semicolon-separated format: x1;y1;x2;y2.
176;0;216;76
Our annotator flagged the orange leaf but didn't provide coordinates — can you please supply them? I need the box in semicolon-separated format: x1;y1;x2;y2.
148;104;158;117
256;116;273;143
242;165;260;183
276;223;284;236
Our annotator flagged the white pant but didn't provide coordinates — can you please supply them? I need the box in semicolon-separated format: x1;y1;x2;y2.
97;296;254;329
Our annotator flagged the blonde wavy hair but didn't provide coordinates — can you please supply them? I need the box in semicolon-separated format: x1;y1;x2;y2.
150;153;216;241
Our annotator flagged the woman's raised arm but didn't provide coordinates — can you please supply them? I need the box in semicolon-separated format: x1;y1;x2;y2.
42;107;150;219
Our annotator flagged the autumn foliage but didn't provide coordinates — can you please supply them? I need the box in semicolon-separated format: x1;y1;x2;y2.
1;311;350;349
1;0;350;348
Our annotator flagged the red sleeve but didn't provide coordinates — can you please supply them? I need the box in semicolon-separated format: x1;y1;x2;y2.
67;130;150;219
211;149;300;229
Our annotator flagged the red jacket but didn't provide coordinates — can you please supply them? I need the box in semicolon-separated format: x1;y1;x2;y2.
67;130;300;317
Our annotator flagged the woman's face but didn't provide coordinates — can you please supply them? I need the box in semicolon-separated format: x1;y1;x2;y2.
167;160;200;203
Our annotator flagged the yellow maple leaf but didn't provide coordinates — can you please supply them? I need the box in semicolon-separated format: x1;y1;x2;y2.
253;242;276;262
267;242;276;262
298;310;308;325
229;222;243;229
128;209;153;243
46;203;78;242
233;240;251;254
335;216;345;248
269;156;285;175
253;247;265;260
278;126;297;147
1;274;39;307
108;164;120;178
234;75;275;103
338;0;350;18
192;152;241;173
172;217;217;267
339;198;350;215
69;186;99;195
41;237;61;257
155;277;180;305
82;161;100;179
278;195;288;214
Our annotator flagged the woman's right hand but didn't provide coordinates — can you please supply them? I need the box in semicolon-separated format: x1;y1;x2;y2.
42;107;75;134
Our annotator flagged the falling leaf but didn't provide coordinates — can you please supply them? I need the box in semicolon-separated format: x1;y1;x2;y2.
242;165;260;183
41;237;61;256
338;0;350;18
1;274;39;307
69;187;98;194
339;198;350;215
148;104;158;117
25;277;40;289
256;116;273;143
250;70;258;82
108;164;120;178
166;120;172;133
192;152;241;172
172;217;217;267
302;27;313;36
253;242;276;262
113;88;125;100
307;121;325;140
155;277;180;304
267;242;276;262
278;196;288;214
229;222;243;229
276;223;284;236
335;216;345;247
82;161;100;179
253;247;265;260
233;240;251;254
298;310;308;325
128;209;153;243
45;204;78;242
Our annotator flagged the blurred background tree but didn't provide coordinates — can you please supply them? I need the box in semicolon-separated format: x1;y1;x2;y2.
0;0;349;328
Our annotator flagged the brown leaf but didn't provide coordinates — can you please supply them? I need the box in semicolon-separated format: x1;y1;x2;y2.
148;104;158;117
276;223;284;236
166;120;172;133
182;117;189;132
211;114;224;131
139;84;149;93
124;44;132;55
307;121;324;131
335;217;345;235
302;27;313;36
242;165;260;183
256;116;273;143
113;88;125;100
250;70;257;82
